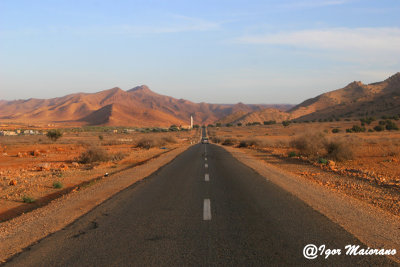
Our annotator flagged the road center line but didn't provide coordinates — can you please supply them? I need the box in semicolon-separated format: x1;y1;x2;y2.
205;163;208;168
205;173;209;181
205;157;207;161
203;199;211;220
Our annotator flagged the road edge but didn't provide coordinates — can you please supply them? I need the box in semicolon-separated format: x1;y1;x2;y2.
0;145;192;263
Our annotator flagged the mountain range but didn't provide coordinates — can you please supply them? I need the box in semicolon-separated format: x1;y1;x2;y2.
218;72;400;125
0;85;289;127
1;72;399;127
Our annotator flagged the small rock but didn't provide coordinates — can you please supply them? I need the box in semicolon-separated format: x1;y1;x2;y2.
71;162;79;167
9;180;17;186
37;163;51;171
17;152;23;158
59;164;68;171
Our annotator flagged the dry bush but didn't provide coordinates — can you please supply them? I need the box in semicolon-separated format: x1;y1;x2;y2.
222;138;237;146
238;138;265;148
111;151;128;161
211;136;222;144
290;132;327;158
78;147;110;164
102;140;124;146
326;140;354;161
135;135;177;149
161;135;177;144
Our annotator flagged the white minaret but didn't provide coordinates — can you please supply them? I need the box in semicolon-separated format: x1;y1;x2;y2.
190;116;193;129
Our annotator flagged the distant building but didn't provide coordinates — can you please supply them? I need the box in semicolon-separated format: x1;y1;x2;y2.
0;130;17;136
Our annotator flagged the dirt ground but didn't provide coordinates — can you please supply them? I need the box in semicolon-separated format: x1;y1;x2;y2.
209;121;400;216
0;128;199;221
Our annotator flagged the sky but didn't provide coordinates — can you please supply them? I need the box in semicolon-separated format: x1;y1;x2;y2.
1;0;399;104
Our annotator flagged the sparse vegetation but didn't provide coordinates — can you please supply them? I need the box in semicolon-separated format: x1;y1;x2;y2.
332;128;340;133
78;147;110;164
289;132;327;158
346;125;366;133
135;136;177;149
263;120;276;125
46;129;63;141
282;121;290;127
289;132;354;161
238;138;264;148
22;195;35;203
222;138;237;146
53;181;63;189
326;140;354;161
318;158;328;164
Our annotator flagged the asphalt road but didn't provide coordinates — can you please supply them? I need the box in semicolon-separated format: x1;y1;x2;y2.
4;130;397;266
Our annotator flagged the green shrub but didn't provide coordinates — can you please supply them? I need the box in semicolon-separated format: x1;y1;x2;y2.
264;120;276;125
332;128;340;133
318;158;328;164
288;151;297;157
282;121;290;127
385;120;399;130
374;125;384;132
53;181;63;189
346;125;366;133
98;135;104;140
22;196;35;203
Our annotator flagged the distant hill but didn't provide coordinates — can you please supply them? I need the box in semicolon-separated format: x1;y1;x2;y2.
289;72;400;121
0;85;270;127
218;72;400;125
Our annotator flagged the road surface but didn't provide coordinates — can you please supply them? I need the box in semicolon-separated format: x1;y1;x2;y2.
4;130;396;266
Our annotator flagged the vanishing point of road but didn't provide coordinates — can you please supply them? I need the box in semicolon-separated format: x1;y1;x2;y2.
4;129;396;266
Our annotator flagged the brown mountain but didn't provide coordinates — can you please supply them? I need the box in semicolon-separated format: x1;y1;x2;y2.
0;85;268;127
289;72;400;120
218;108;291;125
219;72;400;125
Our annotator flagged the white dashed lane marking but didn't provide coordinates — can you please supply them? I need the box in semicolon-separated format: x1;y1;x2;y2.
205;173;210;182
203;199;211;220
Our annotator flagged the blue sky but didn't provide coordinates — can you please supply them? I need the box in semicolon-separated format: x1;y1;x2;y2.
1;0;399;104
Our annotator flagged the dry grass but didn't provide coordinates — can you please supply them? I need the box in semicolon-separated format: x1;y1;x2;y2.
78;147;111;164
289;132;327;159
135;135;177;149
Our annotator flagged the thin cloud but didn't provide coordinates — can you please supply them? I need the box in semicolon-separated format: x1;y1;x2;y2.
281;0;352;8
0;15;221;37
237;27;400;53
